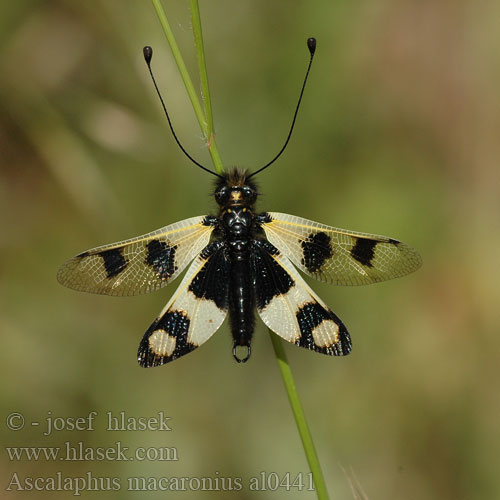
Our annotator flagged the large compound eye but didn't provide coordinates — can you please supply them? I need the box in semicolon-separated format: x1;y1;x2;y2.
215;186;230;205
242;186;256;203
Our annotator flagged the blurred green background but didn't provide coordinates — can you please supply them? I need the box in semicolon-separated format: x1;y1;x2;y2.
1;1;499;498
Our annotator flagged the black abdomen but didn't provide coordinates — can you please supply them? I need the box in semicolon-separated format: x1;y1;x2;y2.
228;249;255;363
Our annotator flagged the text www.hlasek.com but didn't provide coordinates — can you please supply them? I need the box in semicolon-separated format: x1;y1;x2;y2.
6;441;178;462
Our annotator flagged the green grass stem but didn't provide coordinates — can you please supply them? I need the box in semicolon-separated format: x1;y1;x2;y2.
270;333;330;499
189;0;223;173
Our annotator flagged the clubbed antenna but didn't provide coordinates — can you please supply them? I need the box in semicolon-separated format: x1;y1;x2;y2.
143;46;223;179
248;37;317;179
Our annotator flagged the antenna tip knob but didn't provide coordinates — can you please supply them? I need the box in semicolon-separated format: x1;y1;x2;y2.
143;46;153;64
307;37;316;55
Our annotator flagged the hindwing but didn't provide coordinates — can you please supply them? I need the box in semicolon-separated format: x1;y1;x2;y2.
261;212;422;286
252;240;351;356
57;216;214;296
138;242;230;367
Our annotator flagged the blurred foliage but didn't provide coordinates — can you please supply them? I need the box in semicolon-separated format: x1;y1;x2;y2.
1;0;499;498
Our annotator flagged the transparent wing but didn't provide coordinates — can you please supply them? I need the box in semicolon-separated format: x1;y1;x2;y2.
138;242;229;367
57;216;214;296
261;212;422;286
252;240;351;356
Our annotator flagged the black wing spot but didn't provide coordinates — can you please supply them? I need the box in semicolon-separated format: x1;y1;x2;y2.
98;248;128;278
296;302;351;356
301;232;333;273
138;310;195;367
296;302;328;336
146;239;177;280
156;310;191;342
252;241;294;310
188;243;229;310
350;238;378;267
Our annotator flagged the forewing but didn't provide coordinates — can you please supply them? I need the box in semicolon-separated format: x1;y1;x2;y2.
252;240;351;356
57;216;214;296
138;242;229;367
261;212;422;286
